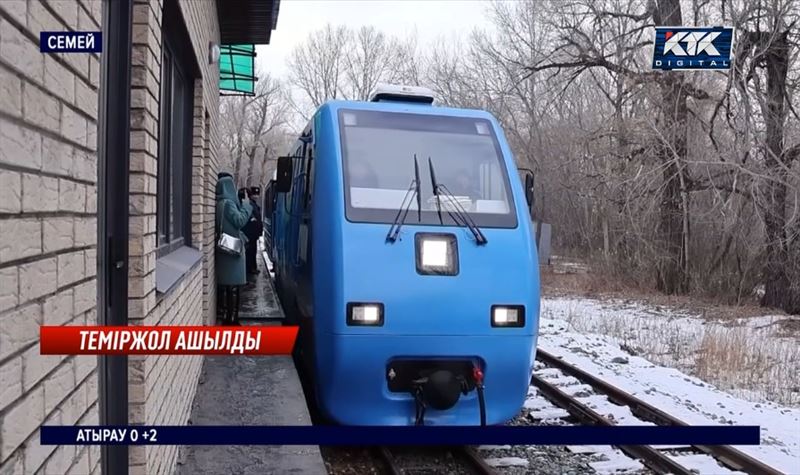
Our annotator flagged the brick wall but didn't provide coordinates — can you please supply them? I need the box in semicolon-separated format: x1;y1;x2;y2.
0;1;102;473
127;0;220;474
0;0;222;472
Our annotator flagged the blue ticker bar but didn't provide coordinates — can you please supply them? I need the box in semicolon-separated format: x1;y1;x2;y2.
40;425;761;445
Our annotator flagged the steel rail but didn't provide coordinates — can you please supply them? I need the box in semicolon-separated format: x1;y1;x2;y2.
375;446;402;475
535;348;785;475
532;374;695;475
453;446;500;475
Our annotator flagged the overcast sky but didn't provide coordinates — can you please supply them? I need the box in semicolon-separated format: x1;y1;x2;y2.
254;0;494;78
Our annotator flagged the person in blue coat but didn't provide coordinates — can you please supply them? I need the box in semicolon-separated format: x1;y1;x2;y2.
216;173;253;325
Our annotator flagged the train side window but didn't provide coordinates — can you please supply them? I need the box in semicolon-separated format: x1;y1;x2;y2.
286;144;303;210
304;145;314;210
263;181;275;217
295;144;306;207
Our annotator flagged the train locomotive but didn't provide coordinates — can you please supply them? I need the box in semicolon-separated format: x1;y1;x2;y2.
268;84;540;426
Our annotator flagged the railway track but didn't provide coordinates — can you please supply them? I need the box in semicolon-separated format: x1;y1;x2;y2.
375;445;498;475
532;348;785;475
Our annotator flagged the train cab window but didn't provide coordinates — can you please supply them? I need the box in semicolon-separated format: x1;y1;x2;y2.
339;110;517;228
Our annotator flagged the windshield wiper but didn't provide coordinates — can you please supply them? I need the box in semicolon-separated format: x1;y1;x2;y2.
427;157;444;225
427;157;488;245
386;155;422;243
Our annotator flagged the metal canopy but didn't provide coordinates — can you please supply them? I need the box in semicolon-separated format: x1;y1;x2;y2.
218;0;281;44
220;44;257;96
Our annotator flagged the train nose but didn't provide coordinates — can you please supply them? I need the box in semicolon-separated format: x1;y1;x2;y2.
422;370;462;410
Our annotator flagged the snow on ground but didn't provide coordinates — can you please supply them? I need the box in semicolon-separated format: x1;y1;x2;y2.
259;244;275;278
586;451;644;474
484;457;530;468
541;297;800;407
536;314;800;474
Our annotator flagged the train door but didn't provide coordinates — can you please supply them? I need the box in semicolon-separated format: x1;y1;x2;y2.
296;135;315;318
287;142;306;291
292;131;316;377
274;143;302;286
262;180;275;259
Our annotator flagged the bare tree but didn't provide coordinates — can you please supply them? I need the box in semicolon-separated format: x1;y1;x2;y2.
286;24;422;118
287;24;351;110
263;9;800;313
718;0;800;313
219;73;289;188
514;0;718;294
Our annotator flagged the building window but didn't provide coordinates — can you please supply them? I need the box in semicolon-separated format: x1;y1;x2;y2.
156;4;194;257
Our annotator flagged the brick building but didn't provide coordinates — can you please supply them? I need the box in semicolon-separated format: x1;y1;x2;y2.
0;1;280;473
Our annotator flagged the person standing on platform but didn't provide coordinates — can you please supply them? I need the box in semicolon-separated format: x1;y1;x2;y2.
244;186;263;277
215;173;253;325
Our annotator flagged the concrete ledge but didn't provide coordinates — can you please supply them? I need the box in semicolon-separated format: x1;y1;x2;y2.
155;246;202;295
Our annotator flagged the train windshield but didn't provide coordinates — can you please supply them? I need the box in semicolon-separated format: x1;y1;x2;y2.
339;109;518;228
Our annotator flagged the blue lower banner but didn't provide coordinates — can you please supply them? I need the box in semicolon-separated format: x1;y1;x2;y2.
40;425;761;445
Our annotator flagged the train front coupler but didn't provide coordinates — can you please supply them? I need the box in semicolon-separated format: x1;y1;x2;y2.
386;359;487;426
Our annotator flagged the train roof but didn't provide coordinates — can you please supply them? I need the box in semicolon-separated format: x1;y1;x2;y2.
317;99;498;122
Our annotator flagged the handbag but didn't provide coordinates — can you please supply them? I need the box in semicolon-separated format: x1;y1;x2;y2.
217;232;243;256
216;202;243;256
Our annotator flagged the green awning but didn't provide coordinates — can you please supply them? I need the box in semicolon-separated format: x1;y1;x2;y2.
220;44;257;96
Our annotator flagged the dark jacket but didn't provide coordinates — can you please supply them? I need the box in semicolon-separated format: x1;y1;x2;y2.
244;198;263;242
215;176;253;286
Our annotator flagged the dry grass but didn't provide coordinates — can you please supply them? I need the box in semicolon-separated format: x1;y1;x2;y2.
546;280;800;406
695;326;800;406
542;258;784;320
557;303;700;369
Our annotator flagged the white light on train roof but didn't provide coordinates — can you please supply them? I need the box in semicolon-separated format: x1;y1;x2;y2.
368;83;435;104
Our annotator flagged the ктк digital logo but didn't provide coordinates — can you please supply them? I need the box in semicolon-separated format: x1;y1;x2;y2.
652;27;734;71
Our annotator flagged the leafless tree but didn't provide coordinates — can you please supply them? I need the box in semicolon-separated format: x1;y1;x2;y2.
264;8;800;313
286;24;350;111
286;24;422;118
714;0;800;312
219;73;289;188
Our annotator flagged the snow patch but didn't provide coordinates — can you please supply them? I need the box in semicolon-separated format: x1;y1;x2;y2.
477;445;512;451
540;297;799;406
587;451;644;474
535;303;800;474
484;457;529;467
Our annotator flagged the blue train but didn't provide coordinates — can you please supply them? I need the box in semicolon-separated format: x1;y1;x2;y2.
267;84;540;426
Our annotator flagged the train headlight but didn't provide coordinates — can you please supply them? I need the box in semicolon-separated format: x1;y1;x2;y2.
347;302;384;326
415;233;458;276
491;305;525;327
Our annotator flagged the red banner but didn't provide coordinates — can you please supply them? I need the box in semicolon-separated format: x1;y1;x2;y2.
40;326;299;355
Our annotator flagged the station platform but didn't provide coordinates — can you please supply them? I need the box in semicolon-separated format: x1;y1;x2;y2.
177;247;327;474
